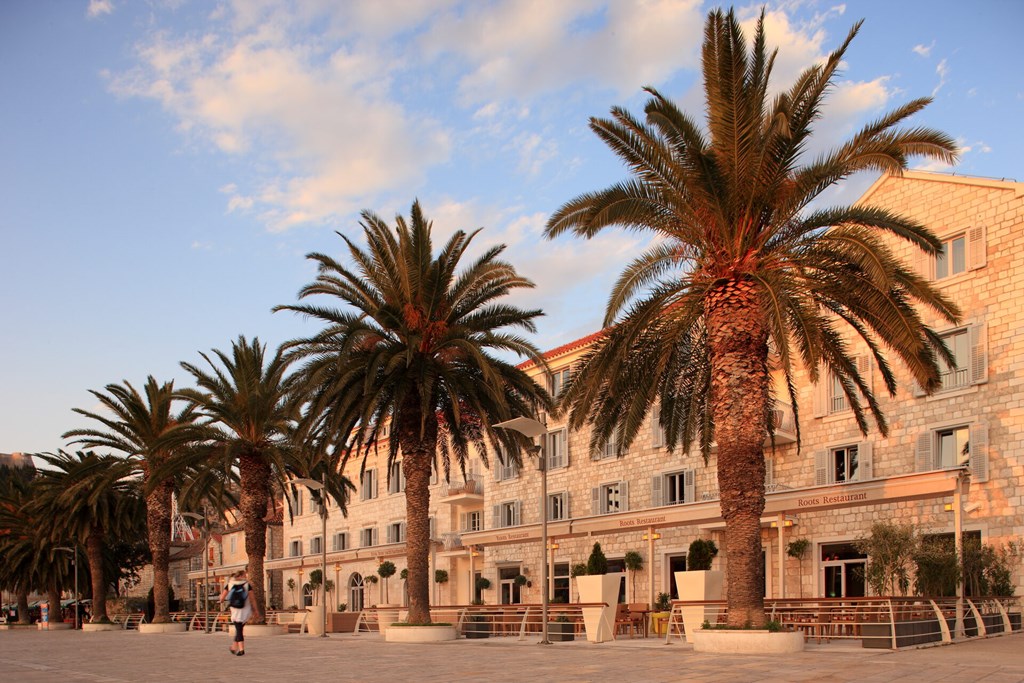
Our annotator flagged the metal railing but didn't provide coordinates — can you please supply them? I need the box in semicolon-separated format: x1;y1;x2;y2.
664;596;1023;649
356;603;606;639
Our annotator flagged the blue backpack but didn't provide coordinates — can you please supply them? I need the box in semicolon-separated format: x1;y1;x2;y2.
228;583;248;609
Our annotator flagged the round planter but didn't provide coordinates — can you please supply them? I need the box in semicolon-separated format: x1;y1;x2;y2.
244;624;289;636
692;629;805;654
82;622;122;632
138;622;188;634
385;625;457;643
377;605;401;634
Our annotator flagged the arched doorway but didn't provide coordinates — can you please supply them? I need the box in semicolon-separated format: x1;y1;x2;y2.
348;573;365;612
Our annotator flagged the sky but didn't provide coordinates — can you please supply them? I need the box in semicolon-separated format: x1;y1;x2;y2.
1;0;1022;456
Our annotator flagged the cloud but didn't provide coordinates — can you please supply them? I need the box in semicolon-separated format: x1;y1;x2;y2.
420;0;704;103
110;7;451;232
87;0;114;18
932;58;949;97
912;41;934;58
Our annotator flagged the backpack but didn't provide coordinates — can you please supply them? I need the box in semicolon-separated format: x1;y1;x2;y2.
228;583;248;609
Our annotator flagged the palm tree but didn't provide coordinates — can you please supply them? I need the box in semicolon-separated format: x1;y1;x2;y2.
0;466;36;623
178;336;347;625
31;450;143;623
545;9;959;626
63;377;203;623
277;201;551;624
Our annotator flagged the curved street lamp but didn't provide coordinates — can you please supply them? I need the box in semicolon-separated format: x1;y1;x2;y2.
494;416;551;645
294;475;329;639
55;546;78;630
181;509;215;633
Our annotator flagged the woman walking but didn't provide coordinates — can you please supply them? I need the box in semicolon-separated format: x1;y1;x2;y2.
220;569;252;656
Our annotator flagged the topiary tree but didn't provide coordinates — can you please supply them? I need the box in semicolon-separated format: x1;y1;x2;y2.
570;563;588;603
286;578;297;608
787;538;811;598
687;539;718;571
587;542;609;575
624;550;644;603
378;561;397;604
855;522;917;596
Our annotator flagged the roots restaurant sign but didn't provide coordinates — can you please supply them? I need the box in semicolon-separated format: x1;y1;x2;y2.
796;491;870;508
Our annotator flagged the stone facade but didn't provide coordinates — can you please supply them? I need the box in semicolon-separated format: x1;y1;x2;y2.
204;171;1024;610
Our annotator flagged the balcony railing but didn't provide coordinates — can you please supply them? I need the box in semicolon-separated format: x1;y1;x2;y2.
440;532;464;551
441;479;482;497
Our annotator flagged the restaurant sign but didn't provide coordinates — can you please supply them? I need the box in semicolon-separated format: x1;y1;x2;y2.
795;491;870;508
619;515;667;528
495;530;532;542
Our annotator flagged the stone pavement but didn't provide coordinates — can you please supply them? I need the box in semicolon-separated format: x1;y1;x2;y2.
1;628;1023;683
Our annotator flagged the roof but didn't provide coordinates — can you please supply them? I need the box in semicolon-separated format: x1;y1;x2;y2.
517;329;606;371
857;169;1024;205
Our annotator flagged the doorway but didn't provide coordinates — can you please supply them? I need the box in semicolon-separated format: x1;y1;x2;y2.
820;542;866;597
666;554;687;599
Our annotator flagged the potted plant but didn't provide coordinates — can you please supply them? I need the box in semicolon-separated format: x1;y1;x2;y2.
570;563;588;602
787;538;810;598
624;550;644;603
651;592;672;637
464;583;491;639
376;561;400;632
434;569;449;603
676;538;722;642
575;543;623;642
513;574;528;601
548;614;575;642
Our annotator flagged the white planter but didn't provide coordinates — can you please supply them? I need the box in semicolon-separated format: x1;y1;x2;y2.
675;570;723;643
385;625;458;643
692;629;805;654
576;573;623;643
307;606;325;636
138;622;188;634
82;622;121;632
244;624;288;636
377;605;401;634
37;622;73;630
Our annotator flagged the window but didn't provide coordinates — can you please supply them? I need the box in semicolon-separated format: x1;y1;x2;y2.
591;430;621;461
936;234;966;280
388;461;406;494
386;521;406;544
460;510;482;532
332;532;348;551
592;481;629;515
294;490;304;516
492;500;521;529
828;372;847;414
229;536;237;554
815;355;871;417
924;227;986;280
360;527;378;547
815;443;873;485
289;540;301;557
921;324;987;394
651;404;665;449
310;536;323;555
547;491;569;521
495;453;519;482
652;470;695;507
361;469;377;501
545;428;568;470
552;562;570;604
916;423;988;482
550;367;571;397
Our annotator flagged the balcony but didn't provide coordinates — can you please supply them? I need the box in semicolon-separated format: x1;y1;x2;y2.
439;479;484;506
710;402;797;452
437;531;471;557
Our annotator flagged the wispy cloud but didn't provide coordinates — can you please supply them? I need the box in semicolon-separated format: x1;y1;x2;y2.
912;41;935;58
932;58;949;97
87;0;114;18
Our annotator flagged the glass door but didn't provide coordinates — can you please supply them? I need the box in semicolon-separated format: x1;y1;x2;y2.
820;542;866;597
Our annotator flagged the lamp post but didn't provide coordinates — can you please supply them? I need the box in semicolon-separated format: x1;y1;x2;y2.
294;475;329;638
495;416;550;645
182;510;213;633
55;546;78;630
333;562;342;612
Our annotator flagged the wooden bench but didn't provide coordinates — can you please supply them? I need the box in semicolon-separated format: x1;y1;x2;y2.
267;610;308;634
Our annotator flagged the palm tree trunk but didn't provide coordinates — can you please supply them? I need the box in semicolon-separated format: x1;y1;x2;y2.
16;589;29;624
399;403;438;625
706;277;769;628
86;524;107;622
239;452;270;625
48;585;62;626
146;478;174;623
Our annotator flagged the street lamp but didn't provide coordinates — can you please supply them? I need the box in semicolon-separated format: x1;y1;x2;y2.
333;562;342;612
495;416;550;645
182;510;214;633
294;474;329;638
55;547;78;630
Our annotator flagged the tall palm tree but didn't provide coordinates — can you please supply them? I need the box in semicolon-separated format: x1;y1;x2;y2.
63;377;203;623
31;451;143;623
0;467;36;624
178;336;329;625
276;201;551;624
545;9;959;626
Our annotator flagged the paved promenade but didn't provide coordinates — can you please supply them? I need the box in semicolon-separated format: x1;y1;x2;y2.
1;628;1022;683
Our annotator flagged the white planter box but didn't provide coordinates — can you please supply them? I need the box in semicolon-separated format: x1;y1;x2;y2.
576;573;623;643
385;625;457;643
377;605;401;634
693;629;804;654
244;624;289;636
306;605;325;636
675;570;723;643
138;622;188;634
82;622;121;632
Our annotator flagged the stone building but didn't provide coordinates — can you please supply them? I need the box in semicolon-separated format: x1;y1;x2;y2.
220;171;1024;611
